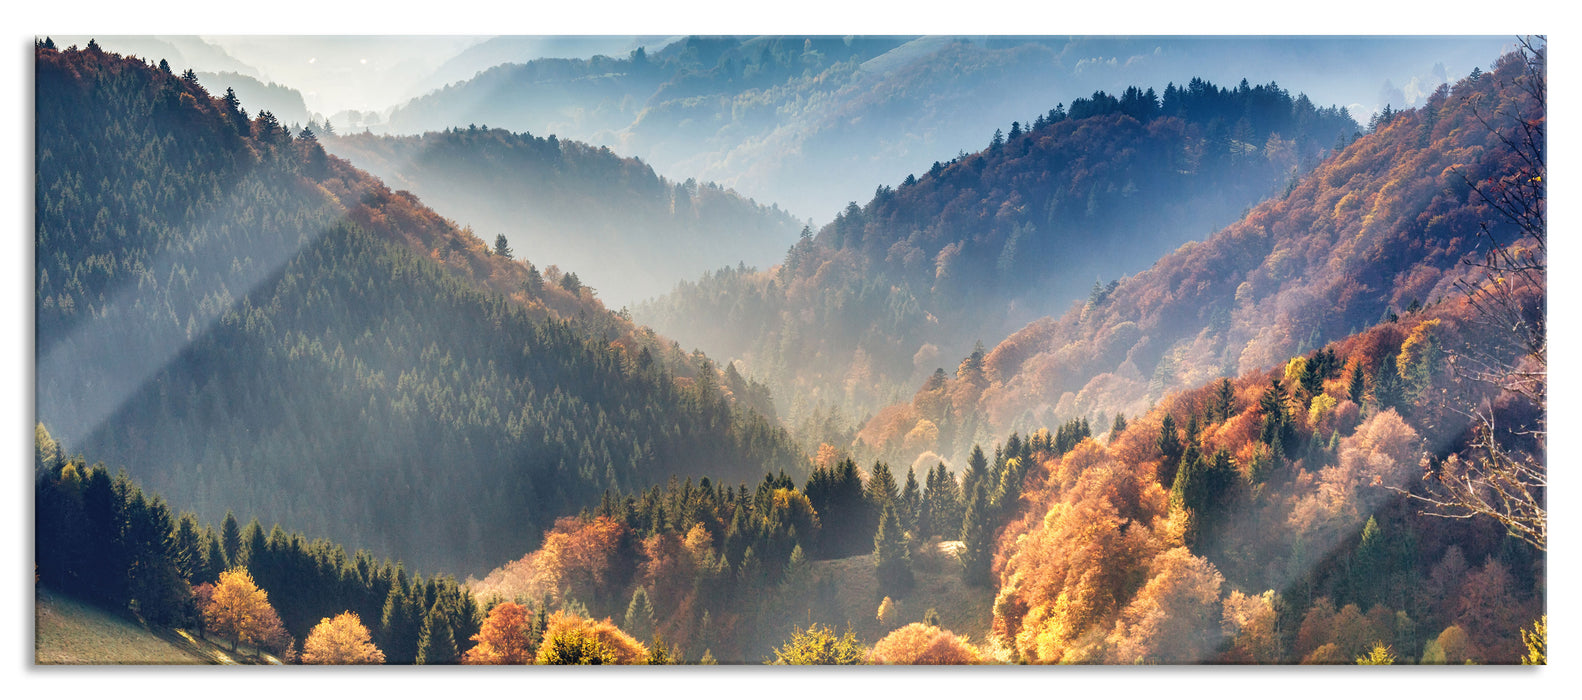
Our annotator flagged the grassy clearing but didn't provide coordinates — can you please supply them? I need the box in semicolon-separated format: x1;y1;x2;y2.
34;587;278;665
796;539;995;648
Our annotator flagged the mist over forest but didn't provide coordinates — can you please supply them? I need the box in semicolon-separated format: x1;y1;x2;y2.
32;35;1546;669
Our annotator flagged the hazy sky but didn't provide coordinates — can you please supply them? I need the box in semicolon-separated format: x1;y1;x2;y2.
52;34;1517;122
201;36;487;116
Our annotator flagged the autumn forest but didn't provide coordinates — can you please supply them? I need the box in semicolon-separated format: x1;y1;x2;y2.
31;35;1546;669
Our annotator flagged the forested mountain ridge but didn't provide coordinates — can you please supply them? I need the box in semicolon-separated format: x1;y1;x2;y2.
636;76;1359;450
321;126;804;306
988;271;1543;663
35;41;803;576
854;49;1543;469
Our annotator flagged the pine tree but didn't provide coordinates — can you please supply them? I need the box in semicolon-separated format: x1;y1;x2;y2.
958;484;993;587
624;587;656;643
866;461;898;517
220;511;241;568
1373;354;1405;412
1213;378;1237;421
900;467;922;536
416;602;458;665
874;501;913;594
962;445;989;500
1348;360;1368;405
239;519;267;571
926;464;964;540
171;513;204;583
201;531;227;584
379;582;422;664
492;233;512;259
1157;413;1184;484
784;544;811;592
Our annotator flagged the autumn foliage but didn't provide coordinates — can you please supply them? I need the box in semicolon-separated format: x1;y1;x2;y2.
862;47;1547;470
867;623;983;664
302;612;385;665
203;568;279;652
538;611;647;665
461;602;537;665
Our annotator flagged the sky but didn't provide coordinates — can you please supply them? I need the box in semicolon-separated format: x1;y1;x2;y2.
42;34;1518;124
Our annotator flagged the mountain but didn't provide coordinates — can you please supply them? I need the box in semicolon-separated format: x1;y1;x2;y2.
990;286;1542;664
382;35;1510;222
320;127;803;307
635;75;1359;450
404;35;674;100
44;35;262;77
34;41;804;576
852;48;1541;468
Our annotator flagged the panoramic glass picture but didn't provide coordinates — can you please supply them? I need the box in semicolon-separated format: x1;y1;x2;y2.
33;34;1545;666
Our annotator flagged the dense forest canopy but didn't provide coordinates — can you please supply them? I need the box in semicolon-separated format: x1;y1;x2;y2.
35;41;802;576
637;73;1359;456
849;47;1544;470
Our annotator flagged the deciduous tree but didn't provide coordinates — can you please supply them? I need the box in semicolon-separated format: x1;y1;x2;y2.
770;624;866;665
203;567;278;652
302;611;386;665
868;623;983;664
461;602;537;664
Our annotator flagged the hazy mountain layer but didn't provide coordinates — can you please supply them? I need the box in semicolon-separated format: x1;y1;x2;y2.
856;50;1541;468
322;127;803;307
636;75;1359;453
35;43;804;576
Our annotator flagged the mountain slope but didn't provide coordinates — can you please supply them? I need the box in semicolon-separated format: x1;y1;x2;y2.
382;36;1511;223
636;77;1358;445
34;42;803;576
990;283;1542;663
321;127;803;306
855;49;1540;468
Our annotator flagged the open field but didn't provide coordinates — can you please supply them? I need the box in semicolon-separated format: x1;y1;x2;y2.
34;587;280;665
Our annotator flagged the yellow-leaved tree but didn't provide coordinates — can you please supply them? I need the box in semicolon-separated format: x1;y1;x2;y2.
302;611;386;665
203;568;278;653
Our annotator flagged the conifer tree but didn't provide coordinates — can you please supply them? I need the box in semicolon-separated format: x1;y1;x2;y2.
874;501;913;594
379;582;422;664
171;513;204;582
866;461;898;514
784;543;811;592
962;445;988;501
1347;360;1369;405
492;233;512;259
220;511;241;568
926;464;964;540
201;531;227;584
416;602;458;665
239;518;267;570
1213;378;1237;421
958;485;994;587
1373;353;1406;412
1157;413;1184;484
900;467;921;535
624;587;656;643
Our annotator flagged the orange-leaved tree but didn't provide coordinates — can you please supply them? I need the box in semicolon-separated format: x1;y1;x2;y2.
203;567;278;652
461;602;537;664
302;611;386;665
868;623;983;664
